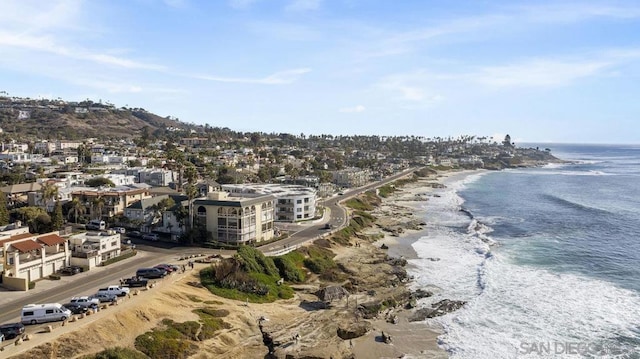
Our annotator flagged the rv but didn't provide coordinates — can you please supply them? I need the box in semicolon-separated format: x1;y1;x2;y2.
86;219;106;231
21;303;72;325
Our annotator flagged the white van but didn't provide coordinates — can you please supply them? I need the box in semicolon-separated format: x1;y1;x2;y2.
86;219;106;230
21;303;72;325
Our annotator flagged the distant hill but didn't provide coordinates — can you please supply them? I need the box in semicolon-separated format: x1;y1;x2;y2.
0;96;193;140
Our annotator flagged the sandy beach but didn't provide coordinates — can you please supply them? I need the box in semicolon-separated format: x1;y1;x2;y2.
4;169;466;359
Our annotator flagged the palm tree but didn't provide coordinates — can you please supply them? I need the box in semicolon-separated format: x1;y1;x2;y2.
68;197;86;223
92;195;105;220
40;182;59;212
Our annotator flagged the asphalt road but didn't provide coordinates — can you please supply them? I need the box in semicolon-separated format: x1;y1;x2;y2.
258;167;418;253
0;246;193;332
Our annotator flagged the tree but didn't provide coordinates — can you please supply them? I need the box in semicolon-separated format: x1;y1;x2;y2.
92;195;105;219
85;177;115;187
0;194;9;225
40;182;59;211
67;197;86;223
51;200;64;230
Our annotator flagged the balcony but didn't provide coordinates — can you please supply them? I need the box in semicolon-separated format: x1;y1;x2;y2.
72;250;99;258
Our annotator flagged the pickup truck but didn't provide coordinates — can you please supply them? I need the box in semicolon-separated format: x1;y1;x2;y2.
96;285;130;297
122;277;148;288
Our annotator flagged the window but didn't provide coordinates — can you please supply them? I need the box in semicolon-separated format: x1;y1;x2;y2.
23;311;34;316
296;199;302;204
304;197;309;203
297;208;302;212
111;241;117;247
46;309;54;314
102;244;106;249
297;214;302;219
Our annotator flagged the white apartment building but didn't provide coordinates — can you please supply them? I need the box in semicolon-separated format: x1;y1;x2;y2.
221;183;317;222
193;191;276;245
68;231;121;269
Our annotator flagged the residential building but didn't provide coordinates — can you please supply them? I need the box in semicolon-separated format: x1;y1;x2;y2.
68;231;121;269
221;183;317;222
124;195;187;235
1;231;71;291
70;185;152;219
332;168;371;188
193;191;275;245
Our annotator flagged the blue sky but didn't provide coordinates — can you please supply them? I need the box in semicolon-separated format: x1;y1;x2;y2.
1;0;639;143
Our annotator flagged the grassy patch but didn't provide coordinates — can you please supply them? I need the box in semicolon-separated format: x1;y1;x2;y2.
134;321;198;359
204;300;223;305
81;347;148;359
134;310;230;358
186;295;202;303
194;308;232;340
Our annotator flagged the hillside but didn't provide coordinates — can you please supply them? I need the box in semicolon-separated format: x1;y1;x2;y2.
0;96;192;140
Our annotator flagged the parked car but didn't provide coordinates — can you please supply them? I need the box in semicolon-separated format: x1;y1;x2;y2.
96;285;130;297
69;296;100;308
92;293;117;303
136;267;166;279
128;231;142;238
322;223;333;230
62;303;89;315
59;266;82;275
0;322;25;339
122;277;148;288
154;264;175;273
142;233;159;241
112;227;126;234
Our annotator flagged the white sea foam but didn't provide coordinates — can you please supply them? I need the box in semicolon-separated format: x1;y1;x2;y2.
409;172;640;358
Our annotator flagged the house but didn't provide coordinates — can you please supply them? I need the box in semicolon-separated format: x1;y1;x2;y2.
68;231;121;269
193;191;276;245
70;185;152;219
124;195;188;235
1;231;71;291
332;168;371;188
1;182;42;209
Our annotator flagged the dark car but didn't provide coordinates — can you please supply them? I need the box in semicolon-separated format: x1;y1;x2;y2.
136;267;166;279
62;303;89;315
59;266;82;275
154;264;174;273
128;231;142;238
0;322;26;339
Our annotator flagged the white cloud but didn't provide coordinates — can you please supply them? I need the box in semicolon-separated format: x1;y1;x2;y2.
472;59;611;88
194;68;311;85
285;0;322;12
376;72;446;104
339;105;365;113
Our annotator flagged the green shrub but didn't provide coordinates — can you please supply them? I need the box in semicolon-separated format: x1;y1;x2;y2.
49;274;61;280
134;322;197;359
28;281;36;290
194;308;231;340
101;250;137;266
83;347;148;359
236;246;279;277
273;256;305;282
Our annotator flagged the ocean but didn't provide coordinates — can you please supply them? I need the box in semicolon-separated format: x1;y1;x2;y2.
409;144;640;358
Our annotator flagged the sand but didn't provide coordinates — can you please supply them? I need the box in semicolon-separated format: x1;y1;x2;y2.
4;170;465;359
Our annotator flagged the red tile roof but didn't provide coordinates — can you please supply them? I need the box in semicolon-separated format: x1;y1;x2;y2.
10;240;43;253
37;234;66;246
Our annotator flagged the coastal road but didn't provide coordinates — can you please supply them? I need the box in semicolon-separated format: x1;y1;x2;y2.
258;167;418;254
0;246;202;328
